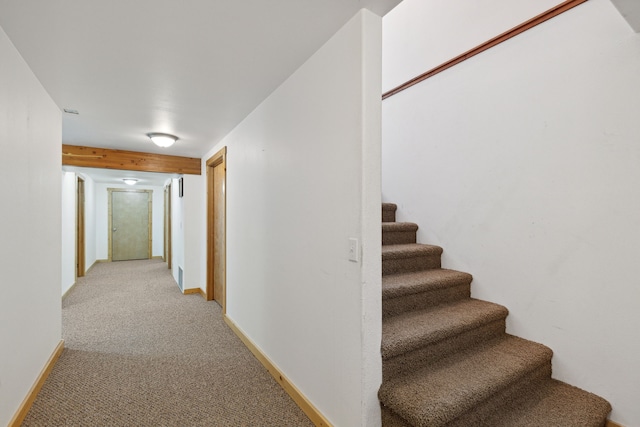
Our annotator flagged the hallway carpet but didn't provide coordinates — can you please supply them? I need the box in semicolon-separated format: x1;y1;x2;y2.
22;259;313;427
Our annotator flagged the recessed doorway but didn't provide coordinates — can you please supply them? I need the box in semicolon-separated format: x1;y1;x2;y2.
108;189;152;261
206;147;227;310
76;177;85;278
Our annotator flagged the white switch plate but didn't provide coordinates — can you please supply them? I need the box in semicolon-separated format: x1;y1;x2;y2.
349;238;359;262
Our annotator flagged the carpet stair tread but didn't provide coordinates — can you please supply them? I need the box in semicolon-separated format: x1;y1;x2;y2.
382;244;442;260
382;222;419;233
383;203;397;222
382;299;508;359
379;335;553;427
480;379;612;427
382;269;472;299
382;222;419;245
382;244;443;276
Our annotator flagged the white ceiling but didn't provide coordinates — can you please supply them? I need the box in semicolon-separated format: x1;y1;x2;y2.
0;0;400;159
610;0;640;32
64;166;176;187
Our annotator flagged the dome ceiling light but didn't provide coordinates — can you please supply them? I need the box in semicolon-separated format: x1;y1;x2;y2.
147;132;178;148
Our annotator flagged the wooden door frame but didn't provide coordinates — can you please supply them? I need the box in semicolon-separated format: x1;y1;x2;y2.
76;177;85;278
164;183;172;270
206;147;227;310
108;188;153;261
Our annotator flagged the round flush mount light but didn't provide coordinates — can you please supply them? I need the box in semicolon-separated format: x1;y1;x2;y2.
147;132;178;148
123;178;138;185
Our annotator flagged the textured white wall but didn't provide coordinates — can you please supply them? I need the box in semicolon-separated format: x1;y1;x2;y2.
200;10;382;426
83;175;97;269
183;174;205;291
382;0;640;425
61;171;77;294
0;25;62;425
61;172;97;295
382;0;560;93
167;174;205;291
95;183;165;260
170;178;184;287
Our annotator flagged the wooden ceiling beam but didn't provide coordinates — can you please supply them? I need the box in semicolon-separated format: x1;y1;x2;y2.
62;144;201;175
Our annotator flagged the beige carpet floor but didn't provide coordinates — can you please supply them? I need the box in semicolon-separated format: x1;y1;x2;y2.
22;259;313;427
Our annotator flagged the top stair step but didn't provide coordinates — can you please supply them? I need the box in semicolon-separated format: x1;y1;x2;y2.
382;203;397;222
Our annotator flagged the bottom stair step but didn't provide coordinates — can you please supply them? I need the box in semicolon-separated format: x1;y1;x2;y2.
478;379;612;427
379;335;553;427
382;379;611;427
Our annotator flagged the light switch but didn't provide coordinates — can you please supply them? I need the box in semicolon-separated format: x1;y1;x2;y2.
349;238;359;262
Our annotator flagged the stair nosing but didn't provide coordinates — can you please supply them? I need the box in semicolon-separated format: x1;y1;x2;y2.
379;335;553;427
382;222;419;232
382;244;443;260
382;269;472;299
381;299;508;359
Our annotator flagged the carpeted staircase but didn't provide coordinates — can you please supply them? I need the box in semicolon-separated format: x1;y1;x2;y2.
378;203;612;427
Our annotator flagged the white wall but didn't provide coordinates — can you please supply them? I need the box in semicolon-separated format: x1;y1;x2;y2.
382;0;640;425
167;175;204;291
61;171;77;294
382;0;561;93
184;174;205;291
0;25;62;426
95;183;165;260
61;172;97;295
170;178;184;287
83;175;97;269
200;10;382;426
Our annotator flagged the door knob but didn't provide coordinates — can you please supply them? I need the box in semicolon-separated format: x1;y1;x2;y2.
113;227;117;232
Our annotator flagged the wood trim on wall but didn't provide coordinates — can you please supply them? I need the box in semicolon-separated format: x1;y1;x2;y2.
382;0;589;100
607;420;626;427
206;147;227;309
62;144;201;175
224;315;333;427
9;340;64;427
168;184;172;269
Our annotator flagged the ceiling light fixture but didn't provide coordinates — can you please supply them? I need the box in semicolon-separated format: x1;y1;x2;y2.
147;132;178;148
123;178;138;185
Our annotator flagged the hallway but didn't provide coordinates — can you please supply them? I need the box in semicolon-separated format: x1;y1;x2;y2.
22;260;312;426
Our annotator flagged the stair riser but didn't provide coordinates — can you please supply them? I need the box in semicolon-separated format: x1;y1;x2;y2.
383;255;441;276
382;231;417;246
447;363;552;427
383;210;396;223
381;405;412;427
383;284;471;318
382;320;506;381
